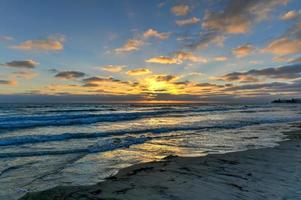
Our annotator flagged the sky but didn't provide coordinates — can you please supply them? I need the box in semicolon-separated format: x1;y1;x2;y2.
0;0;301;103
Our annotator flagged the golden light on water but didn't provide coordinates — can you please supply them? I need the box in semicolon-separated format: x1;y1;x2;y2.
144;118;181;126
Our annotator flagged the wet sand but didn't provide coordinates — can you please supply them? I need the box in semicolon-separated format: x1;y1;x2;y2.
20;130;301;200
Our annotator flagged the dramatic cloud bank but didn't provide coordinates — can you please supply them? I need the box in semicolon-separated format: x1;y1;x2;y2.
218;64;301;82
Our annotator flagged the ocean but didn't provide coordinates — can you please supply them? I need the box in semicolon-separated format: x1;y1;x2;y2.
1;103;301;199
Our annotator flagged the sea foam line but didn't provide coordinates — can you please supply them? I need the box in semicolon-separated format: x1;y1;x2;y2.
0;116;299;147
0;136;150;158
0;106;258;131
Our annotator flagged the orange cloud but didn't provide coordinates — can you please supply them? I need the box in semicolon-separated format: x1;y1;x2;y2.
0;79;17;86
171;5;189;16
82;76;142;95
143;29;170;40
11;36;64;51
174;51;208;63
145;56;180;64
115;39;144;53
264;37;301;55
175;17;200;26
43;84;87;95
127;68;152;75
146;52;208;65
214;56;228;61
281;10;300;20
101;65;126;72
272;56;294;62
202;11;250;34
233;44;254;57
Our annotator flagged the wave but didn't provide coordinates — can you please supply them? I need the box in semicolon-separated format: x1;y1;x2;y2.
0;136;150;158
43;105;178;113
0;105;261;131
0;116;299;147
45;108;117;113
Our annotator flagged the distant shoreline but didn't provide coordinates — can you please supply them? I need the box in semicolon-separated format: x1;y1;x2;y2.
272;98;301;104
20;125;301;200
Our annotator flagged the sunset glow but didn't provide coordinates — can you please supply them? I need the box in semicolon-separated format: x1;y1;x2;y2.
0;0;301;103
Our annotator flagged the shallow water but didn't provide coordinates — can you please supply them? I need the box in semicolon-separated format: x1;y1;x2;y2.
0;103;301;199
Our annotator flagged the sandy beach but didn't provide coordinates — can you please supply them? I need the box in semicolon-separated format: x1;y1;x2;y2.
20;128;301;200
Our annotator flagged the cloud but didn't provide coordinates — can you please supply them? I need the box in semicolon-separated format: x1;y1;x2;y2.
264;37;301;55
171;5;189;16
154;75;180;82
4;76;301;103
101;65;126;72
281;10;300;20
3;74;301;103
290;57;301;63
48;68;59;73
115;29;169;54
158;2;166;8
272;55;292;62
0;93;149;103
271;55;301;63
145;56;180;64
184;72;207;78
217;73;260;83
174;51;208;63
176;17;200;26
214;56;228;61
218;64;301;83
0;79;17;86
1;60;38;69
115;39;144;53
185;31;225;50
81;76;141;95
141;74;186;95
264;16;301;56
127;68;152;75
233;44;254;57
286;20;301;36
202;0;287;34
249;60;262;65
11;35;64;51
223;80;301;96
143;29;170;40
223;81;287;91
0;36;13;42
55;71;86;79
146;51;208;65
1;89;299;103
13;71;38;79
83;76;131;86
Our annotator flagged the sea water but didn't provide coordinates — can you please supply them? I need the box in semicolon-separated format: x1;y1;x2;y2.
0;103;301;199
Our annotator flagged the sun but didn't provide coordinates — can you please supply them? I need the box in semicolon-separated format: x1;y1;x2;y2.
144;77;180;94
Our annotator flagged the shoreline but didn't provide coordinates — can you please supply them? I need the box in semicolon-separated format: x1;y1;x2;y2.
20;129;301;200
